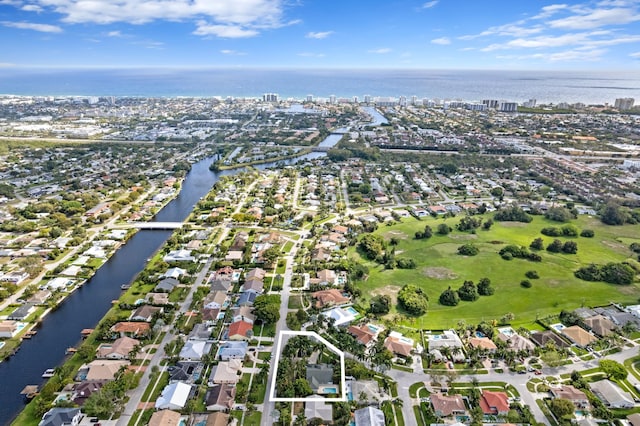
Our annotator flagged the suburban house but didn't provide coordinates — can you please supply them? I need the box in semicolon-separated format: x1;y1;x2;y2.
203;413;229;426
530;330;570;348
28;289;52;305
8;303;35;321
146;292;170;305
148;410;181;426
245;268;266;281
162;267;186;279
354;406;385;426
348;324;377;347
209;279;232;293
304;396;334;424
129;305;163;322
590;380;635;408
179;339;212;361
583;315;615;337
96;336;139;359
217;341;249;361
479;390;510;416
309;269;337;286
306;364;334;393
84;360;129;381
232;306;256;324
243;278;264;294
561;325;597;347
551;385;589;408
430;393;467;417
209;359;242;385
312;289;349;309
188;323;212;341
237;291;257;307
111;321;151;338
496;332;536;352
428;330;464;362
384;332;414;358
155;382;193;410
0;320;20;338
163;249;195;263
227;320;253;341
205;383;236;411
71;380;106;406
38;408;82;426
155;277;179;293
203;291;227;310
468;336;497;352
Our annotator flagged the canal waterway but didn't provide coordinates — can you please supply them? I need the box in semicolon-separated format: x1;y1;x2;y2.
0;156;222;425
0;146;331;425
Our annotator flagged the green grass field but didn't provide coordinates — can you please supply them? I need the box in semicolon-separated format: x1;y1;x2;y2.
351;214;640;329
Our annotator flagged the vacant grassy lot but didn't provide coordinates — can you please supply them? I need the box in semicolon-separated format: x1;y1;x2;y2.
351;214;640;329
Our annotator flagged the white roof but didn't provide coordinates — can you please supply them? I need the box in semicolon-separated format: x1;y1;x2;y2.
155;382;192;410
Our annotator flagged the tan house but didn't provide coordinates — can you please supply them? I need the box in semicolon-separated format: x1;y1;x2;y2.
562;325;597;347
205;383;236;411
468;337;497;352
209;359;242;385
206;412;230;426
96;336;139;359
85;360;129;381
551;385;589;408
312;289;349;309
383;335;413;358
148;409;181;426
0;320;19;338
111;321;151;338
430;393;467;417
584;315;615;337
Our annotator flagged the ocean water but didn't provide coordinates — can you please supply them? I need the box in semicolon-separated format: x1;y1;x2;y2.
0;68;638;105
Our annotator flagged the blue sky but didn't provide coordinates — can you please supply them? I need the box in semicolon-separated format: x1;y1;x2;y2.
1;0;639;69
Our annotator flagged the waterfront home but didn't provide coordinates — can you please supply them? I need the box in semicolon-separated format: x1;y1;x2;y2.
96;336;139;360
163;249;195;263
146;292;170;305
8;303;35;321
162;267;186;279
43;277;74;290
38;407;82;426
205;383;236;411
148;410;181;426
129;305;163;322
155;382;193;410
0;320;20;338
71;380;106;406
155;277;179;293
84;360;129;381
111;321;151;338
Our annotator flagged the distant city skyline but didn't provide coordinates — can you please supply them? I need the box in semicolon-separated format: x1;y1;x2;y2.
0;0;639;69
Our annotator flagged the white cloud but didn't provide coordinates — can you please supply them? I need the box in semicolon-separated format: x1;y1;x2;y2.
193;22;258;38
431;37;450;45
368;48;391;54
21;4;43;12
421;1;438;9
1;20;62;32
549;7;640;29
532;4;569;19
631;51;640;58
14;0;293;38
297;52;325;57
220;49;246;55
107;30;123;37
131;40;164;49
0;62;16;67
306;31;333;39
495;48;606;62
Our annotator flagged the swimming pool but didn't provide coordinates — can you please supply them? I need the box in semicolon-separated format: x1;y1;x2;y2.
345;307;358;315
322;387;338;394
367;324;381;334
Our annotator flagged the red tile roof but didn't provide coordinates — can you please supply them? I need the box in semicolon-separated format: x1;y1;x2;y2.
479;390;509;415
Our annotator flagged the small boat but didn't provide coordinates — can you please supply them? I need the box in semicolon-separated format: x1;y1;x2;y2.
42;369;55;378
120;284;131;290
65;347;77;354
23;330;37;339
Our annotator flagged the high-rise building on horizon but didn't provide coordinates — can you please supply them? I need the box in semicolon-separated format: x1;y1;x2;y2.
262;93;279;102
615;98;635;110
